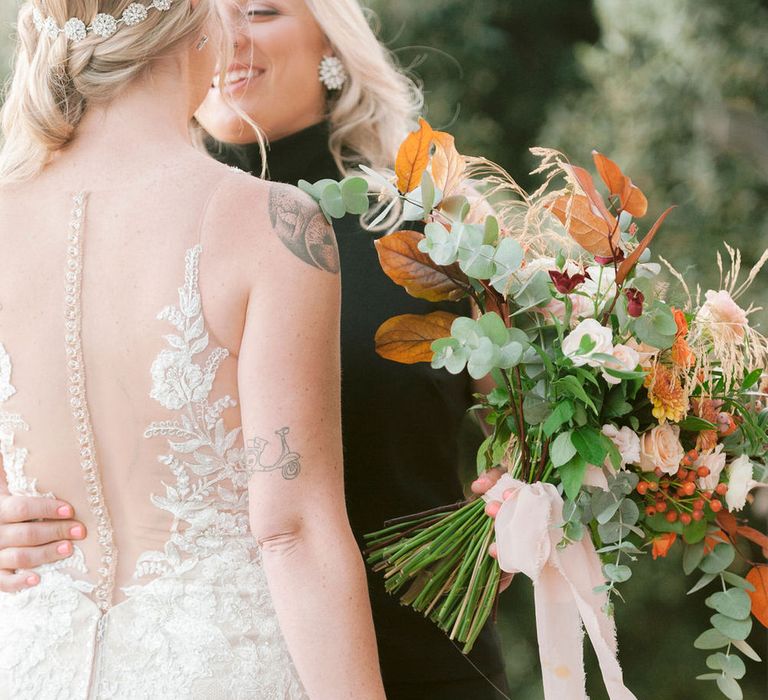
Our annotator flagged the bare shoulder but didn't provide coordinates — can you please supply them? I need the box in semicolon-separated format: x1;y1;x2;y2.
205;173;339;276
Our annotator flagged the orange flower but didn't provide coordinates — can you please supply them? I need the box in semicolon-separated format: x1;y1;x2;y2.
652;532;677;560
691;398;722;451
645;364;689;423
671;308;695;368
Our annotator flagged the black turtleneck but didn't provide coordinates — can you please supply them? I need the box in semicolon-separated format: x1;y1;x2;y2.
209;124;506;691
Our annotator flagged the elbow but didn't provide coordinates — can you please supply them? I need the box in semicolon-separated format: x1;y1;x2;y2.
254;526;306;558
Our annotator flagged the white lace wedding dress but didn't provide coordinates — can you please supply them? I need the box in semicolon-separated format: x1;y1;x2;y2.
0;174;308;699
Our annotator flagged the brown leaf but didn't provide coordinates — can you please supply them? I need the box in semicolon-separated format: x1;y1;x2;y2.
431;131;466;198
736;525;768;559
746;565;768;628
592;151;648;218
396;118;433;194
592;151;626;196
374;230;470;302
621;180;648;218
616;206;675;285
565;164;614;223
548;193;619;257
375;311;457;364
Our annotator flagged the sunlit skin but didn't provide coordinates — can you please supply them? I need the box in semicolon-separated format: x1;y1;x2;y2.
198;0;331;143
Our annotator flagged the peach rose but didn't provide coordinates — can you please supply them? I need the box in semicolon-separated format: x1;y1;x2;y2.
696;290;749;343
639;423;685;475
602;424;641;468
539;295;593;326
601;344;641;386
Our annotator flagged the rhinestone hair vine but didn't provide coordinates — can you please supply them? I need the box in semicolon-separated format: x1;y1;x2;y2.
32;1;175;42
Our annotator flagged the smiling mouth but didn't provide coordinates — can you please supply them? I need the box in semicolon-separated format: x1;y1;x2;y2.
211;68;265;90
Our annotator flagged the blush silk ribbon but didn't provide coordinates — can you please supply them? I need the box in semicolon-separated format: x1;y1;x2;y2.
483;474;636;700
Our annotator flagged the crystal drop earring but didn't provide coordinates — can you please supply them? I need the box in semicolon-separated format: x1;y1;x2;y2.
318;55;347;91
196;34;209;51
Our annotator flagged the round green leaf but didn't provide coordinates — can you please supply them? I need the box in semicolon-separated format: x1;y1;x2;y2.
603;563;632;583
716;676;743;700
710;613;752;641
706;653;746;680
694;628;730;650
699;542;736;574
705;589;752;621
340;177;370;215
320;182;346;219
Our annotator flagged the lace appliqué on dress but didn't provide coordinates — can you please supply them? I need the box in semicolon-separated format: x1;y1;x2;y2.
91;245;307;699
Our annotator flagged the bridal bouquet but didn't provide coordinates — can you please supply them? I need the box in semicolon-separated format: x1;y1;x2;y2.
301;120;768;700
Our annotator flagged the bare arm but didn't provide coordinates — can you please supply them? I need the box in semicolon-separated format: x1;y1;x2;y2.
236;183;384;699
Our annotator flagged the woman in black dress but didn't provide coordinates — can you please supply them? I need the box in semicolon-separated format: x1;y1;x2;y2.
0;1;508;697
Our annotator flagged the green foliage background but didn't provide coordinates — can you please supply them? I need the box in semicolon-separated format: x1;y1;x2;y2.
1;0;766;696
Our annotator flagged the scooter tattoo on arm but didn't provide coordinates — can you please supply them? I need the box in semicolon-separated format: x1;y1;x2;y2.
245;427;302;480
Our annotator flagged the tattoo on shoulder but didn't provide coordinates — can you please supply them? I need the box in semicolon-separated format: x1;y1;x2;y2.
268;184;340;274
245;427;302;480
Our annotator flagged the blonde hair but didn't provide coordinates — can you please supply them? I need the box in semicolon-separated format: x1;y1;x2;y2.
0;0;226;183
304;0;422;173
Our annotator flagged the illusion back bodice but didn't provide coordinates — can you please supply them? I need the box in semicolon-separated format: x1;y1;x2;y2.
0;163;307;699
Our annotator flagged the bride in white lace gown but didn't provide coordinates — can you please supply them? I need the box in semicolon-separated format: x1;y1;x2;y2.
0;2;385;698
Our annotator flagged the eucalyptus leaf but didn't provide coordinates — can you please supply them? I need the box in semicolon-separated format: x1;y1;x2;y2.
340;176;371;215
732;639;762;662
705;589;751;621
694;628;730;649
699;543;736;574
706;652;746;679
721;572;756;592
603;563;632;583
320;182;346;219
688;572;718;595
716;676;743;700
710;613;752;641
682;541;706;576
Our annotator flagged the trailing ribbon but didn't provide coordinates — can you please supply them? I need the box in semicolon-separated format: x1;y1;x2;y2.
483;474;636;700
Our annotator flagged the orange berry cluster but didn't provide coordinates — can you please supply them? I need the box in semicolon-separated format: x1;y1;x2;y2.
636;449;728;524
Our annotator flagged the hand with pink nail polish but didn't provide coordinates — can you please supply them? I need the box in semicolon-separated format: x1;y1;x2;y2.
469;468;514;592
0;491;87;593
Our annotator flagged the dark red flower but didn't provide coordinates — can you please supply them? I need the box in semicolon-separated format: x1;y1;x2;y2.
625;288;645;317
548;269;589;294
594;249;626;266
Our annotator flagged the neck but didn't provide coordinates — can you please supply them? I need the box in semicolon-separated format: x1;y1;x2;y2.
60;59;198;169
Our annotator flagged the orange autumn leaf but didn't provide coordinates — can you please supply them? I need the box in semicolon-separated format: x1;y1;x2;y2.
592;151;626;197
746;565;768;628
565;163;614;223
616;206;675;285
375;311;457;364
548;193;619;257
374;230;470;302
396;118;433;194
652;532;677;560
671;308;695;368
431;131;466;198
592;151;649;218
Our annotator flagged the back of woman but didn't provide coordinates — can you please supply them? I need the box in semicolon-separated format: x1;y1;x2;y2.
0;146;311;699
0;2;386;699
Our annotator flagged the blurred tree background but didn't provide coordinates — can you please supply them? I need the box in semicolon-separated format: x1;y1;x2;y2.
1;0;766;697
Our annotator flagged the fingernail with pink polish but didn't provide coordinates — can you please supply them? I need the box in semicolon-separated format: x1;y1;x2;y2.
57;542;71;555
70;526;84;538
26;575;39;586
57;505;73;518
